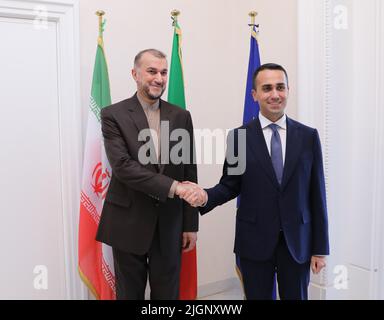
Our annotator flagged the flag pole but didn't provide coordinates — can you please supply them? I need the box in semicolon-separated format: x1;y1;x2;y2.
170;9;184;82
248;11;259;40
96;10;105;46
248;11;257;28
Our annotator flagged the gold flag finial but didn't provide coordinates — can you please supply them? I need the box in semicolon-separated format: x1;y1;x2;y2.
249;11;258;26
171;9;180;18
171;9;180;26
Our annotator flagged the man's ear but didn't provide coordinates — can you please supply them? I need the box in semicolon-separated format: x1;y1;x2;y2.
131;68;137;81
251;89;258;102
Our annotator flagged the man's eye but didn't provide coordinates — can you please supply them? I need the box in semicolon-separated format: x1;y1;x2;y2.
161;71;168;76
148;70;156;75
277;86;286;91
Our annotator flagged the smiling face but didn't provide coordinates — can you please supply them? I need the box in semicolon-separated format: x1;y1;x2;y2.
252;69;289;122
132;52;168;104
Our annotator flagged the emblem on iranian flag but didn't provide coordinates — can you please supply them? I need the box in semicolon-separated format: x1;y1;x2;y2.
92;162;111;199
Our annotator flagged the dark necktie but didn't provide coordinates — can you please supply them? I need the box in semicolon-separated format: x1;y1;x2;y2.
269;124;283;185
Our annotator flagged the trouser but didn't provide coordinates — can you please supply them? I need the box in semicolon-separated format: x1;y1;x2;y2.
112;224;181;300
238;232;310;300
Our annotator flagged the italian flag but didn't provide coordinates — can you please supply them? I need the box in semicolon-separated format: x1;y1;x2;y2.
78;20;115;300
168;19;198;300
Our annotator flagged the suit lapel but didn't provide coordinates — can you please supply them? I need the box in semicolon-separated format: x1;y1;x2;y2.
126;94;159;171
281;117;302;190
160;100;174;131
248;119;280;190
126;94;150;133
159;100;174;174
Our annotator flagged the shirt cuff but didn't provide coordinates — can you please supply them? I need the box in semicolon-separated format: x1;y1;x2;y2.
201;190;208;207
168;180;179;198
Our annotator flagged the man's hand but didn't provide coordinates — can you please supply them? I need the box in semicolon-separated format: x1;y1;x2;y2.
175;182;194;198
182;232;197;252
176;181;207;207
311;256;326;274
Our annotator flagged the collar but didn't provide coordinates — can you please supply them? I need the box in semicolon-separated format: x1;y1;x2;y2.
137;93;160;111
259;113;287;130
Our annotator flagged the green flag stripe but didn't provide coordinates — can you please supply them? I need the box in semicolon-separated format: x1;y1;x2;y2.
90;43;111;121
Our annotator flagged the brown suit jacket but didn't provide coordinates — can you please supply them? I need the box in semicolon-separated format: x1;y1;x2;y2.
96;94;198;257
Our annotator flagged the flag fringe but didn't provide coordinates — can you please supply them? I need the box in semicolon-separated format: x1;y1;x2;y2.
78;266;100;300
235;265;246;300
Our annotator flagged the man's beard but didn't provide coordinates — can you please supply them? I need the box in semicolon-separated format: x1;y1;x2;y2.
144;85;165;100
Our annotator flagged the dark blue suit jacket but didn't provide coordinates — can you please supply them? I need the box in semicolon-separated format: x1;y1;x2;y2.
200;117;329;264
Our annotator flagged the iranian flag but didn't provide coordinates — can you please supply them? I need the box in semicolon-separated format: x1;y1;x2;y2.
168;18;198;300
78;20;115;300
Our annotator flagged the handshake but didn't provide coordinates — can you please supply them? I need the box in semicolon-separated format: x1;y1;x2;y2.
175;181;208;207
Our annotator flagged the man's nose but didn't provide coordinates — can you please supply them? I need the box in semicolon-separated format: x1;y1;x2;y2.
271;89;279;99
154;72;163;83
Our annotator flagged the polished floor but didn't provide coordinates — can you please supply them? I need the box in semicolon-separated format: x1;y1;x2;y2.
198;281;244;300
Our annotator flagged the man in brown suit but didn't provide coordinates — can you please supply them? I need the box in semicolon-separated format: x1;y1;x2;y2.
96;49;198;300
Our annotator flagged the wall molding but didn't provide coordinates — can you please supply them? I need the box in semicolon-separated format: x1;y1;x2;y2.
370;0;384;299
297;0;330;292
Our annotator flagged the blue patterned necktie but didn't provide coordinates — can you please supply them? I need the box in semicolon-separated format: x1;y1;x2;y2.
269;124;283;185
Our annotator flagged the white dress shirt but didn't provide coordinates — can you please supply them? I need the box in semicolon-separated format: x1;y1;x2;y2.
202;113;288;207
258;113;287;165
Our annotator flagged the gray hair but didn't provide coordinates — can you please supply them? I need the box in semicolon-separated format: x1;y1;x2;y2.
134;49;167;68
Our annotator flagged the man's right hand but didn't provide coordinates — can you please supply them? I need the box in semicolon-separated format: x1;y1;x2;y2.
175;181;207;207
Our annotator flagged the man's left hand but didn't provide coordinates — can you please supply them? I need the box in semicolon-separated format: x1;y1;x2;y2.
182;232;197;252
311;256;326;274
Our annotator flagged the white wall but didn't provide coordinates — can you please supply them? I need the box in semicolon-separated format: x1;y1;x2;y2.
298;0;384;300
79;0;298;291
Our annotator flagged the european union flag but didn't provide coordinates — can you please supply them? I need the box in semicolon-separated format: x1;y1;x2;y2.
237;25;260;209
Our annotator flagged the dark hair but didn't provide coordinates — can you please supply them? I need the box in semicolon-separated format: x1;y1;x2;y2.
252;63;289;90
134;49;167;68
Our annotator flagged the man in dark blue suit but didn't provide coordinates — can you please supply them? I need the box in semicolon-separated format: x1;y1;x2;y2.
181;63;329;300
